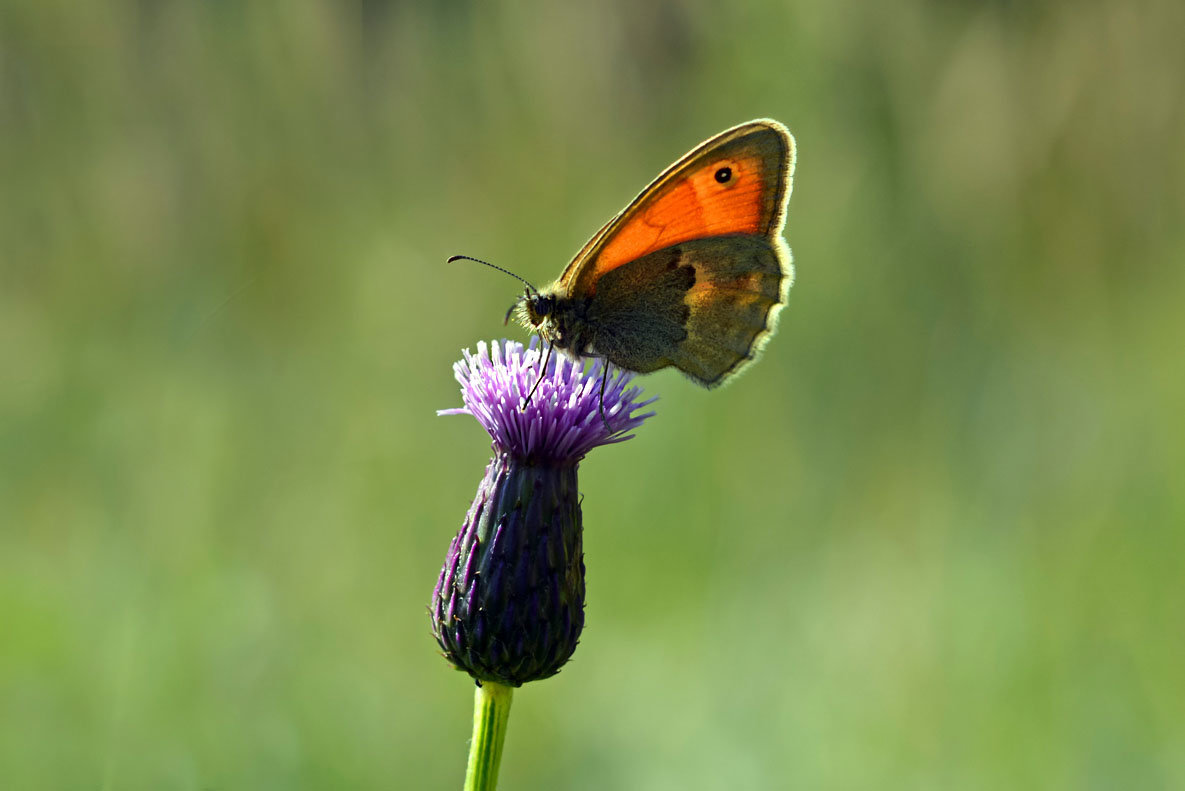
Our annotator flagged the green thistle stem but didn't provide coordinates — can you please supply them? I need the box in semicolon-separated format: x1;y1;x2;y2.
464;681;514;791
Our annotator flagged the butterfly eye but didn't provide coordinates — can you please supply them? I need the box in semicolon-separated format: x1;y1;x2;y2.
533;297;552;317
714;166;732;184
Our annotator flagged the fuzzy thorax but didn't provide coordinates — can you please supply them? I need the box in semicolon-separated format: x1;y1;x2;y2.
509;287;593;356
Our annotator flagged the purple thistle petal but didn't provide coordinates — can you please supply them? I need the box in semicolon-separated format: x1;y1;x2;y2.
439;338;657;464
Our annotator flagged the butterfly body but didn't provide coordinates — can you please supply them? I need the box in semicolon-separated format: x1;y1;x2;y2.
513;119;796;387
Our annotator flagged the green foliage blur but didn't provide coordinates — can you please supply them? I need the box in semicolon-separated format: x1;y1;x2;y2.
2;1;1183;788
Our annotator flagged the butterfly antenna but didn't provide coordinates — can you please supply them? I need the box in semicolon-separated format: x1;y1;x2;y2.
447;255;540;296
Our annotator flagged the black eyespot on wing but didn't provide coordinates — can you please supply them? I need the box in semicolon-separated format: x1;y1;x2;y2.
714;167;731;184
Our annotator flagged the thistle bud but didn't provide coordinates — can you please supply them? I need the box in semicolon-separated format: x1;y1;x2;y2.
431;340;655;686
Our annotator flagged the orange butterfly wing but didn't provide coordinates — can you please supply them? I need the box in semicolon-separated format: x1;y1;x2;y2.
559;120;795;298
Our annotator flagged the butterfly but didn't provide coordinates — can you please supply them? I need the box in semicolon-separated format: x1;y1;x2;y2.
453;119;795;423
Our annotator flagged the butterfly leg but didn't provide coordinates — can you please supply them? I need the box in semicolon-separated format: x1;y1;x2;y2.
597;361;612;434
523;340;554;409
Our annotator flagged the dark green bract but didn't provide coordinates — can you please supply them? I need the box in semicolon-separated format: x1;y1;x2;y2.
431;454;585;686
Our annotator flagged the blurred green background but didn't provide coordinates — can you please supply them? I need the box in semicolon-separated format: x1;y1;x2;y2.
2;1;1183;788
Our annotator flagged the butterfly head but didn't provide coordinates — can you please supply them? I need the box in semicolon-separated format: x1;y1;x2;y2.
523;292;556;326
508;287;554;328
506;286;575;350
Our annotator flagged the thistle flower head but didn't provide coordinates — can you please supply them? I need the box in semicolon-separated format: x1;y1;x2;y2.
438;339;655;465
431;339;655;686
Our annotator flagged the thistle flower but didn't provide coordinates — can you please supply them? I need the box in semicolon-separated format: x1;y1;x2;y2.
431;339;656;687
